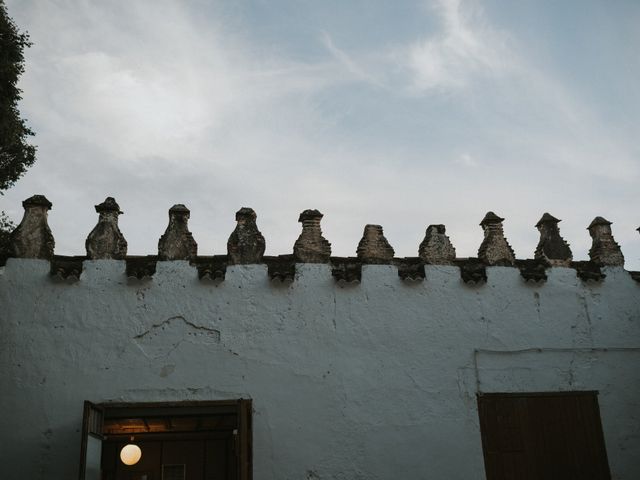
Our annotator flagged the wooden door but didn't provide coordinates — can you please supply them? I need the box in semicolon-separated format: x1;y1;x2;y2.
205;437;235;480
478;392;611;480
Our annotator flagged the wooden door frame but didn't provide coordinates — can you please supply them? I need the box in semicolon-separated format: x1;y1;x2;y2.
78;399;252;480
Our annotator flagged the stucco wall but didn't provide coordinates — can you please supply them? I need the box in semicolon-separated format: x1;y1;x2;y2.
1;259;639;479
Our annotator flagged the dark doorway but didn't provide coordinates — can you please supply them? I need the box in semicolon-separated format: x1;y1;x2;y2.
477;391;611;480
79;400;252;480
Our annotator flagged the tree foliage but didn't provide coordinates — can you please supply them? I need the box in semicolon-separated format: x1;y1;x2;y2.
0;0;35;192
0;1;35;257
0;210;13;257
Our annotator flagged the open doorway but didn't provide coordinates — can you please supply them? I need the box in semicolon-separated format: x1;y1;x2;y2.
78;400;252;480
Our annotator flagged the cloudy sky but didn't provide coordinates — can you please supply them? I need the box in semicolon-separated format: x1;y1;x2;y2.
3;0;639;268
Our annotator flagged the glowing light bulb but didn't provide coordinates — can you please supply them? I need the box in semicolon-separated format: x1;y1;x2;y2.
120;444;142;465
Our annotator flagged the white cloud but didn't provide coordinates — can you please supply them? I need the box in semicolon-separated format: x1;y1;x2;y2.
408;0;513;90
3;0;638;269
320;32;386;89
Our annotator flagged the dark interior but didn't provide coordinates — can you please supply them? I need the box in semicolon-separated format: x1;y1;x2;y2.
99;403;243;480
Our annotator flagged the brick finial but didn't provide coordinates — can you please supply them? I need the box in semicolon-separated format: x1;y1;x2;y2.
227;207;265;264
356;224;394;264
587;217;624;267
9;195;55;259
293;209;331;263
478;212;515;266
85;197;127;260
534;213;572;266
418;224;456;264
158;204;197;261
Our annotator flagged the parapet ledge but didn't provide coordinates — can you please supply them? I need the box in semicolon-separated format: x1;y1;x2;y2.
4;200;638;286
2;255;638;287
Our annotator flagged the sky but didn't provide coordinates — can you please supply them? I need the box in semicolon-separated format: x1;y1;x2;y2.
3;0;640;269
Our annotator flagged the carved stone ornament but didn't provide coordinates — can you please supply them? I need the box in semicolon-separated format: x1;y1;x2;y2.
419;224;456;264
515;259;548;283
227;207;265;264
534;213;572;266
477;212;515;266
265;255;296;282
50;256;84;280
572;260;606;282
356;224;395;264
126;256;157;279
158;204;197;261
331;257;362;283
587;217;624;267
293;209;331;263
455;258;487;285
10;195;55;259
194;255;227;281
397;258;426;281
85;197;127;260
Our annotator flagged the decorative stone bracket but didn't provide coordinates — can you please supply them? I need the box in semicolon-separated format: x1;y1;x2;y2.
331;257;362;283
515;259;548;283
194;256;227;281
455;258;488;285
395;258;426;281
126;256;158;280
265;255;296;282
572;261;606;282
50;256;84;280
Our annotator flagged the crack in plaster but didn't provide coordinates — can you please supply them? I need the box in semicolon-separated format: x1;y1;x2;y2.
133;315;221;359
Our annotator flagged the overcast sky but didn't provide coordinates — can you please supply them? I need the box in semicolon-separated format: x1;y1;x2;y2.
3;0;639;269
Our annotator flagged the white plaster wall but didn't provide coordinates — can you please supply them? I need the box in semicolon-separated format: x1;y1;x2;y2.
0;259;639;480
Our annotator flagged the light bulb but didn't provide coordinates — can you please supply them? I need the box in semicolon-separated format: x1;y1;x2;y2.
120;444;142;465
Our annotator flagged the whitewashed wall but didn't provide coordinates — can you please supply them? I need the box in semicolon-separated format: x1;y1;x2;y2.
1;259;639;480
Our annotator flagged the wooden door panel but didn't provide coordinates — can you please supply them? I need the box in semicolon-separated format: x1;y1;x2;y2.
162;440;205;480
205;438;233;480
478;392;611;480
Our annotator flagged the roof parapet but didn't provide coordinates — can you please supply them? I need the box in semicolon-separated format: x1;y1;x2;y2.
419;224;456;265
10;194;54;259
86;197;127;260
293;209;331;263
534;213;572;267
478;212;515;266
3;196;639;284
227;208;265;265
588;217;624;267
356;224;394;264
158;204;197;261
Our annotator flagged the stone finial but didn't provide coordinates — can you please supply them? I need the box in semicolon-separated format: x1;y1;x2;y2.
9;195;55;259
587;217;624;267
418;224;456;264
85;197;127;260
158;204;197;261
477;212;515;266
227;207;265;264
356;224;394;264
534;213;572;266
293;209;331;263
